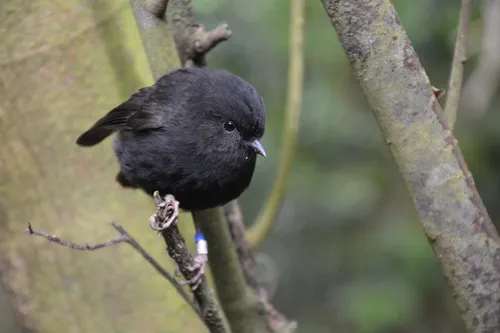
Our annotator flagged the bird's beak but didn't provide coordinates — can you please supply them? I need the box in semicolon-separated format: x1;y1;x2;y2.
249;139;266;157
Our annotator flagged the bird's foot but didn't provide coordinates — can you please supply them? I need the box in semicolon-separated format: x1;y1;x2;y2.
149;192;179;232
179;253;208;291
178;232;208;290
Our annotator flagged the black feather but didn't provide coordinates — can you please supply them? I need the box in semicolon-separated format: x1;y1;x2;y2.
76;87;154;146
75;67;266;211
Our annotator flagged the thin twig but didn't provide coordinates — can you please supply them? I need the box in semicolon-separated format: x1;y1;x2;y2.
26;222;199;318
223;202;261;291
461;0;500;117
247;0;305;249
109;221;200;317
27;223;129;250
224;201;297;332
444;0;473;129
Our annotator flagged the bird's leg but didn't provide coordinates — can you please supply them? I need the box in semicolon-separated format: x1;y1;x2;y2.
178;223;208;290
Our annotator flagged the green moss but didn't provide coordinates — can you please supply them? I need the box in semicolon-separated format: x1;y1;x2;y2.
0;0;203;332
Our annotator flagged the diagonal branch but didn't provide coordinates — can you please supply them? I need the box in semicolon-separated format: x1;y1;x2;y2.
444;0;473;129
224;201;297;333
26;221;199;319
131;1;291;332
165;1;279;333
27;223;128;250
131;0;258;333
320;1;500;332
150;194;228;333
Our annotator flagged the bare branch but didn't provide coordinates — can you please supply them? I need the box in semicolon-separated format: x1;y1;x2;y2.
166;0;232;67
247;0;305;249
129;0;181;80
187;23;232;67
26;221;199;319
224;201;297;333
461;0;500;117
444;0;473;129
108;221;199;316
164;1;279;332
27;223;128;250
130;1;232;332
151;194;228;333
138;0;290;331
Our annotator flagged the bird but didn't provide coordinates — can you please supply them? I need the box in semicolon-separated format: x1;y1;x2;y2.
76;67;267;212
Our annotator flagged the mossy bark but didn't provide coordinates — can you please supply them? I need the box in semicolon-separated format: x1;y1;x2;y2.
0;0;202;332
321;1;500;332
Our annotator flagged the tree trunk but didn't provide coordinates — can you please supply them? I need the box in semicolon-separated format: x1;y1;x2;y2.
0;0;202;332
320;1;500;332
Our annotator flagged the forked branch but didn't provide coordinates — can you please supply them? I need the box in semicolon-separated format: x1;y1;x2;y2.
26;221;199;319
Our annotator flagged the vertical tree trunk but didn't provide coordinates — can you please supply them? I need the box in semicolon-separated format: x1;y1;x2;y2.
0;0;201;332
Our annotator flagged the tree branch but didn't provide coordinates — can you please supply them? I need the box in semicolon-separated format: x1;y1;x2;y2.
247;0;305;249
224;201;297;333
150;194;228;333
193;209;268;333
129;0;181;77
132;0;277;332
461;0;500;117
167;0;231;67
320;1;500;332
26;221;199;320
444;0;472;129
128;2;231;331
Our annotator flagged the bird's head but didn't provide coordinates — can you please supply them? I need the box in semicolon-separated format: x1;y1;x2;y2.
185;68;267;162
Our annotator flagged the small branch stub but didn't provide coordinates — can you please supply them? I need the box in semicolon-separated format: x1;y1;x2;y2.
433;86;446;100
187;23;232;67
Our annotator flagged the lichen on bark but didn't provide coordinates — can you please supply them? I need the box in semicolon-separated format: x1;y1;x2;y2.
321;1;500;332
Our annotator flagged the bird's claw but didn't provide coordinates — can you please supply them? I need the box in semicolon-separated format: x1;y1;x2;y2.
178;254;207;291
149;213;178;231
149;192;179;232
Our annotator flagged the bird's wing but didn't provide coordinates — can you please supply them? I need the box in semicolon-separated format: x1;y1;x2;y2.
76;68;198;147
76;87;164;146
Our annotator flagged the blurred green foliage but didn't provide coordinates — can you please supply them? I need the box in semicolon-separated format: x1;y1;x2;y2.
194;0;494;332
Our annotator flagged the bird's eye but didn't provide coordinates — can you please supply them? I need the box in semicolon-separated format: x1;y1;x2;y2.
223;121;236;132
